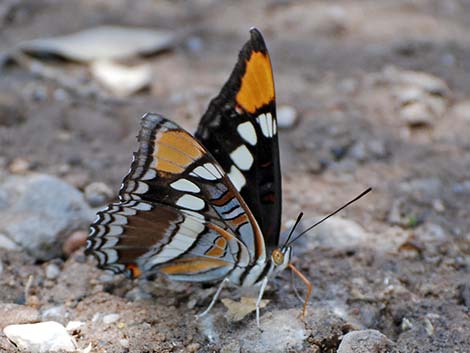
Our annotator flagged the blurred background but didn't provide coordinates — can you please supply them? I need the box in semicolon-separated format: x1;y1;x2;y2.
0;1;469;352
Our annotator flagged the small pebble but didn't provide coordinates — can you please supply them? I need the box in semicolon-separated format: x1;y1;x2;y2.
9;158;31;174
221;341;241;353
400;102;434;127
125;287;153;301
424;318;434;336
401;317;413;331
45;263;61;280
84;182;113;207
119;339;130;348
277;105;298;128
399;70;449;96
337;329;398;353
98;273;115;283
102;313;120;325
432;199;445;212
63;230;88;256
0;260;3;275
186;342;201;353
41;306;66;322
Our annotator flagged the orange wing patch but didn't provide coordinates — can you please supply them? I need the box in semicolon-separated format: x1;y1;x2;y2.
154;130;203;174
160;257;229;275
126;263;142;278
236;51;275;114
205;237;227;257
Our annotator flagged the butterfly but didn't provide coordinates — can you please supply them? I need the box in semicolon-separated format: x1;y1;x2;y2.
86;28;312;327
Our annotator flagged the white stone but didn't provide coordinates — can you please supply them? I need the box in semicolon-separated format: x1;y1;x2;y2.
3;321;77;352
277;105;298;128
91;60;152;97
45;263;61;280
20;26;175;62
119;339;130;348
102;313;120;325
65;321;85;332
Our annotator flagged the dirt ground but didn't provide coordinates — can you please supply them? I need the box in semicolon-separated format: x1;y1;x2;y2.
0;0;469;352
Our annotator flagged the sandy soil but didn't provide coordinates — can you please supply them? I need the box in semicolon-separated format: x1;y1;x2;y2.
0;0;469;352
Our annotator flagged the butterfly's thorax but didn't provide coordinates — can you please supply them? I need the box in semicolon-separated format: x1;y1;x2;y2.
229;257;274;287
228;246;291;287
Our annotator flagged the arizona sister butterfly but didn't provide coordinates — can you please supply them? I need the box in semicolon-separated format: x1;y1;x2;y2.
86;28;371;327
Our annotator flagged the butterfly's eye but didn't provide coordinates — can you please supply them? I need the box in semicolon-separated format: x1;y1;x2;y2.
272;248;284;266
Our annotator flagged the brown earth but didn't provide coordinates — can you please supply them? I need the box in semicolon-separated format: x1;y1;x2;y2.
0;0;469;352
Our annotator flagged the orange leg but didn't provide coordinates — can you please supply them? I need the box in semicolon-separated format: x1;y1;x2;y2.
288;263;312;320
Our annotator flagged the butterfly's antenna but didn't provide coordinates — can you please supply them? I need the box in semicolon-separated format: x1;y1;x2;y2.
286;188;372;246
282;212;304;248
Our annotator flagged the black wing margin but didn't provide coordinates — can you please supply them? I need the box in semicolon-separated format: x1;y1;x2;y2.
195;28;282;249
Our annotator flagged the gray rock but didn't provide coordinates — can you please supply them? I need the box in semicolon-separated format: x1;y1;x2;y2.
0;304;40;330
0;232;19;250
338;330;398;353
0;174;94;260
84;181;113;207
0;259;2;275
304;217;372;250
3;321;77;352
220;340;241;353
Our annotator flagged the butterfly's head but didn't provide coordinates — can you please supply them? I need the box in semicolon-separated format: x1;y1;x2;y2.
271;246;292;270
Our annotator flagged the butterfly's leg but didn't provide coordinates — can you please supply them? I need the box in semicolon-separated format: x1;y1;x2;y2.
255;276;269;328
290;270;304;303
288;263;312;320
197;277;229;318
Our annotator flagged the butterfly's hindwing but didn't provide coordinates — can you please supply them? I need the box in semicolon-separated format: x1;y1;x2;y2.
86;113;262;280
195;28;282;250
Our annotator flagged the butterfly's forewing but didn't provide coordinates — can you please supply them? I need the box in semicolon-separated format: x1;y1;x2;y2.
86;113;264;280
195;28;282;250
